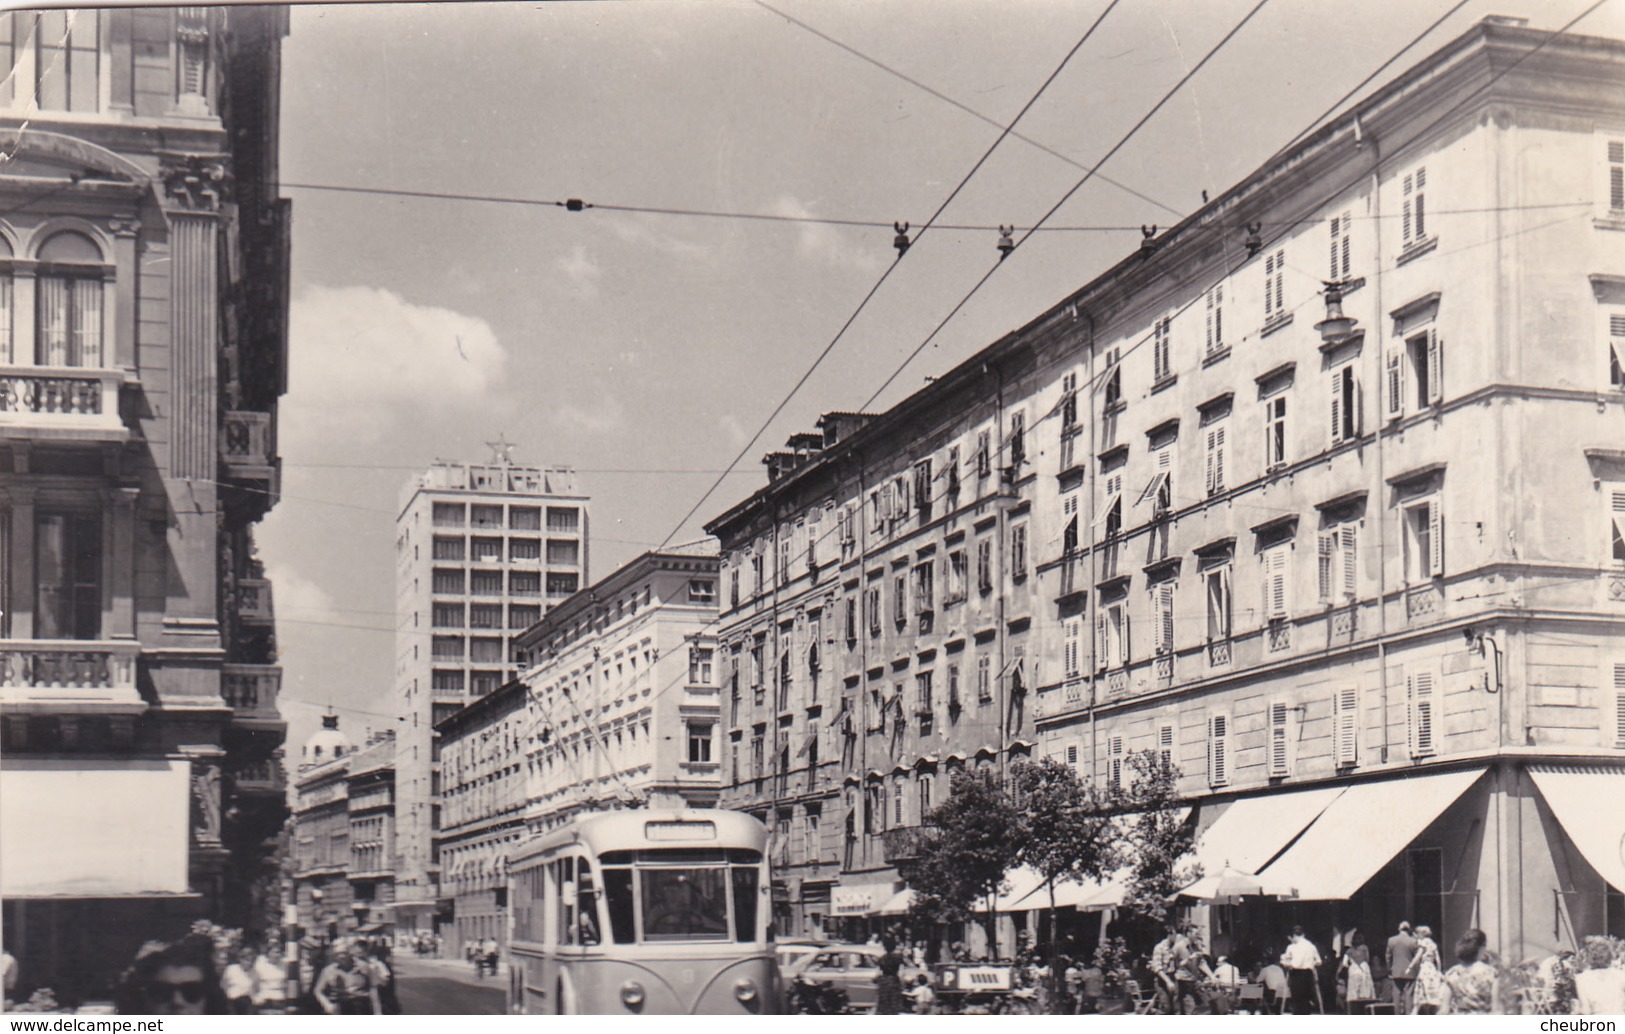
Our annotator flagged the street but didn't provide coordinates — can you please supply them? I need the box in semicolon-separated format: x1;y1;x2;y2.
390;957;506;1015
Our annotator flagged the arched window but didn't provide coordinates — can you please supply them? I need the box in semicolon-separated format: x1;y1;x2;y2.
35;231;105;368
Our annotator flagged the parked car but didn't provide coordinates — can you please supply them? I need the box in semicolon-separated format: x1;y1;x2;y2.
775;939;832;979
784;944;925;1012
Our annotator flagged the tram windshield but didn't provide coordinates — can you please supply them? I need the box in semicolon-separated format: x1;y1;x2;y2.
596;848;761;944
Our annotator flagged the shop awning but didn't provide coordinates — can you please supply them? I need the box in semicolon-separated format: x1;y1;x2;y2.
1193;785;1346;874
977;865;1048;912
878;888;916;916
1261;768;1485;901
832;881;898;917
0;759;191;897
1530;766;1625;894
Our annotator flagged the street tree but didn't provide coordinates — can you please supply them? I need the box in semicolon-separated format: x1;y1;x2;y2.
900;767;1022;955
1111;748;1200;927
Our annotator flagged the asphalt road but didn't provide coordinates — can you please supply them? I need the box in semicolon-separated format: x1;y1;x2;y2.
392;958;506;1015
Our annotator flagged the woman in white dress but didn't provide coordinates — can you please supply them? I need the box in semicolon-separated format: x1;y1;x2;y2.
1406;926;1446;1014
1341;931;1375;1006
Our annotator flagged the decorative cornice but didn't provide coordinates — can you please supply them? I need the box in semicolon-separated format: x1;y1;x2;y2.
159;154;229;213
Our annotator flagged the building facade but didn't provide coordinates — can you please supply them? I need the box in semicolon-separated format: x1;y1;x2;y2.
0;7;291;1003
392;456;587;933
707;20;1625;962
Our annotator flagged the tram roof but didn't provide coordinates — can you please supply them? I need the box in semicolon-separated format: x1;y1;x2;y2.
512;807;767;865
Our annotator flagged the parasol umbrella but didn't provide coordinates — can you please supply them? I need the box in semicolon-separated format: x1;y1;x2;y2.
1169;865;1297;903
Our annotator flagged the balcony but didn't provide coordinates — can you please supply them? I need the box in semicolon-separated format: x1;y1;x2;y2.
221;662;283;731
236;759;286;795
0;365;128;442
222;410;276;481
236;577;274;625
0;639;143;711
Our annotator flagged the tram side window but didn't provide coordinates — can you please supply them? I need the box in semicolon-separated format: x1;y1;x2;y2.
602;867;637;944
731;865;759;942
557;858;576;946
577;860;601;946
641;868;729;941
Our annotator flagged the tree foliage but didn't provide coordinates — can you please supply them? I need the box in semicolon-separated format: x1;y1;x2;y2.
1011;758;1118;898
900;767;1022;947
1112;748;1201;925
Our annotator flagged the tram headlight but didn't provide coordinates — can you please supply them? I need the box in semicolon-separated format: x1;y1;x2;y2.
732;978;759;1004
619;981;645;1009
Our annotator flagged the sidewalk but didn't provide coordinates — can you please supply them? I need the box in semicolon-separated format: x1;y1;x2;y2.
394;955;510;988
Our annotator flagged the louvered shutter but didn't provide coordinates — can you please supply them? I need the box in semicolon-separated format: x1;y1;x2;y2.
1158;723;1175;772
1263;546;1289;620
1157;582;1175;655
1264;252;1276;317
1208;714;1230;787
1610;314;1625;388
1329;215;1341;279
1330;369;1344;442
1610;486;1625;562
1109;735;1124;789
1268;702;1290;778
1611;662;1625;747
1408;670;1437;758
1385;347;1405;420
1213;425;1226;493
1317;532;1335;603
1122;610;1132;665
1428;499;1444;577
1097;609;1109;670
1340;525;1358;598
1426;331;1443;405
1414;167;1427;239
1402;174;1414;243
1064;617;1081;677
1610;139;1625;211
1334;687;1359;766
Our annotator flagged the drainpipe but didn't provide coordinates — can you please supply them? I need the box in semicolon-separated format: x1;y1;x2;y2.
1365;126;1391;767
1078;307;1100;777
993;362;1008;783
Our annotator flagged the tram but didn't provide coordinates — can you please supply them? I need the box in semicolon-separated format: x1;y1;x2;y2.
505;808;780;1014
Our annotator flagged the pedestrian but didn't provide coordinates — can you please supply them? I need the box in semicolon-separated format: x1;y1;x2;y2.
1281;926;1323;1015
1076;956;1105;1015
1150;924;1179;1013
1405;924;1446;1014
1341;930;1375;1010
251;940;287;1014
2;944;17;1004
480;936;499;978
119;938;230;1015
1172;926;1213;1014
906;973;936;1014
313;947;377;1015
1256;949;1289;1014
1387;920;1418;1013
874;935;907;1015
1574;939;1625;1015
220;946;257;1014
1440;929;1498;1014
370;942;402;1015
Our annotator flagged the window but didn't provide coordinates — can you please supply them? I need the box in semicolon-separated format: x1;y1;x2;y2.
914;460;933;523
471;505;503;528
542;539;575;564
1205;285;1225;357
1263;394;1288;471
1329;211;1352;281
470;569;502;596
947;664;961;712
1107;735;1125;791
1010;522;1028;580
1207;713;1230;787
433;503;464;528
510;604;539;629
1204;419;1228;498
976;654;992;703
28;11;100;113
1063;616;1083;679
1406;667;1438;758
507;538;540;561
1330;363;1361;445
918;772;932;816
1261;541;1291;623
470;637;504;663
1008;411;1026;469
1097;598;1128;670
432;568;464;594
1263;249;1285;322
1607;136;1625;214
750;636;765;694
1153;316;1173;382
729;566;740;609
1402;166;1428;247
1609;312;1625;390
844;596;857;642
1150;582;1175;657
947;550;967;603
1388;329;1442;417
750;733;764;779
1401;496;1444;583
687;722;714;764
432;670;463;695
1102;470;1123;540
1060;372;1079;430
689;647;714;685
1204;564;1232;644
915;671;933;718
542;572;573;597
1267;702;1294;778
976;538;993;593
976;430;991;478
1333;687;1359;767
1607;483;1625;563
1102;348;1123;410
470;537;502;562
779;534;792;586
913;561;934;619
866;585;881;636
808;508;822;569
893;778;905;825
893;574;907;626
510;506;541;531
35;512;100;639
35;232;105;367
1061;492;1080;555
689;579;716;603
432;536;464;561
546;506;579;532
1156;724;1175;774
469;603;502;629
432;603;464;628
751;553;764;595
946;447;962;503
431;636;464;661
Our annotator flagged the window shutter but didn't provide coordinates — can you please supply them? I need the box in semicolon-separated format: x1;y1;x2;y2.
1097;609;1109;669
1334;687;1359;766
1157;582;1175;655
1264;252;1275;317
1426;330;1443;405
1428;499;1444;577
1408;669;1437;758
1385;347;1404;420
1329;215;1340;279
1158;723;1175;772
1340;525;1358;598
1317;531;1335;603
1330;369;1344;442
1206;288;1215;353
1263;546;1289;620
1122;610;1132;665
1609;486;1625;562
1214;425;1226;493
1208;713;1230;787
1611;662;1625;747
1402;173;1414;243
1064;617;1081;677
1268;702;1291;778
1610;139;1625;211
1109;735;1124;789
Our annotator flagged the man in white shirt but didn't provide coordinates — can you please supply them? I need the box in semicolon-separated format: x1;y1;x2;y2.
1576;940;1625;1016
1281;927;1323;1014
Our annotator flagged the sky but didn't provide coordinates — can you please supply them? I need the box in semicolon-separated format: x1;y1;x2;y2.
258;0;1625;760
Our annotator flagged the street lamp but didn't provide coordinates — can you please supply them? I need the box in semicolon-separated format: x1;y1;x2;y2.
1462;627;1503;694
1315;281;1358;344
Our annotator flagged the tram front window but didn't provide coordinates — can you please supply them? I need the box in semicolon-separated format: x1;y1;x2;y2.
603;867;637;944
730;866;758;942
641;868;729;941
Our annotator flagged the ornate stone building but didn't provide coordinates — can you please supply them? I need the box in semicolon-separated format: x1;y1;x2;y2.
0;7;290;1003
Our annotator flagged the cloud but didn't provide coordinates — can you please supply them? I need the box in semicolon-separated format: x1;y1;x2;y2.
261;560;339;623
556;244;602;297
718;413;748;449
770;195;887;275
551;393;628;436
283;285;509;448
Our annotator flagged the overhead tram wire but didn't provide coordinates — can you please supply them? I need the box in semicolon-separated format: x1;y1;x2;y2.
651;0;1131;553
861;0;1273;411
753;0;1184;220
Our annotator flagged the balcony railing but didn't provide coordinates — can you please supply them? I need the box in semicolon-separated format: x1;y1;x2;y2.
1152;654;1174;683
222;410;275;480
0;365;127;441
1105;669;1128;700
1266;620;1293;654
1207;639;1232;667
0;639;142;709
237;577;274;624
1405;585;1439;622
221;663;282;727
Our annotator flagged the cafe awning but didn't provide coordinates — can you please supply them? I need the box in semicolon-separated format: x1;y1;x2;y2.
832;880;899;917
878;888;916;916
978;865;1048;912
1193;785;1345;874
1261;768;1485;900
1529;766;1625;893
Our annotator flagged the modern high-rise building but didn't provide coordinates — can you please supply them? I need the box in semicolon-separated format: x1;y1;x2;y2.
0;6;291;1004
391;452;587;933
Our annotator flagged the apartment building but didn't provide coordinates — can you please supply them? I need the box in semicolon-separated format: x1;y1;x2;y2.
289;719;398;942
0;7;291;1002
707;19;1625;961
392;455;587;933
